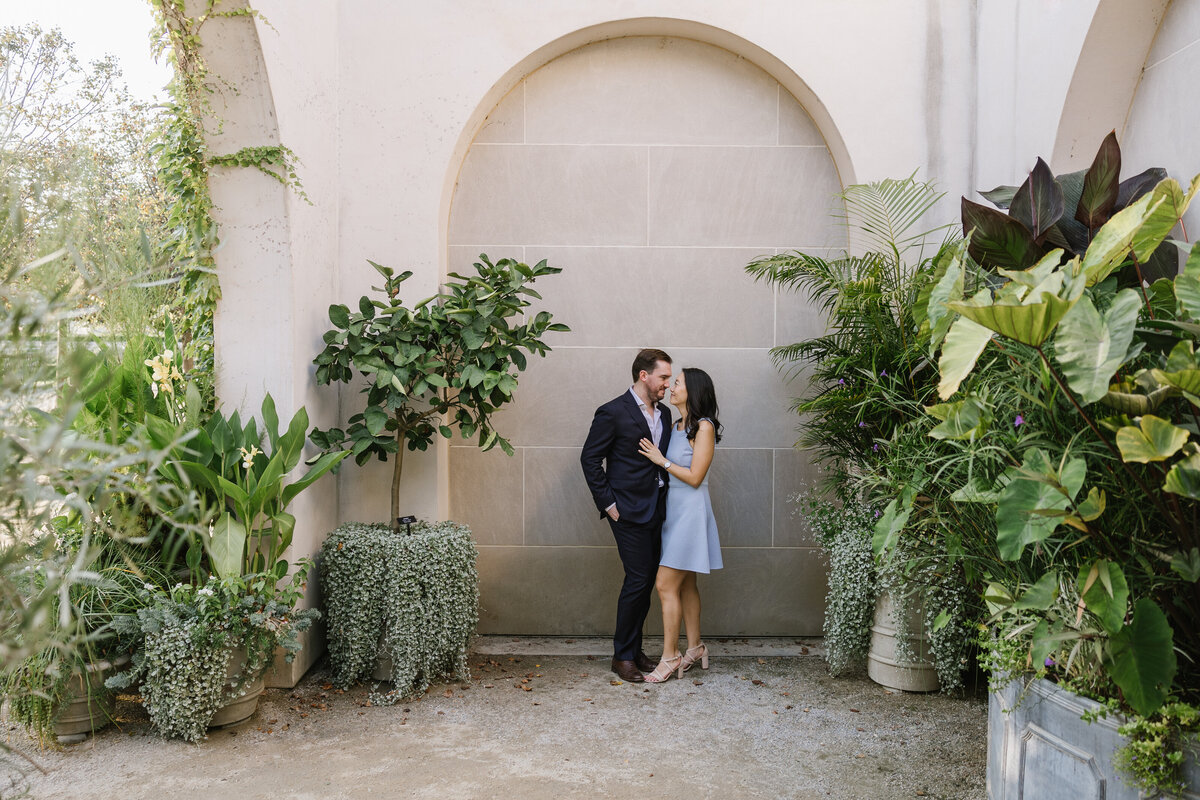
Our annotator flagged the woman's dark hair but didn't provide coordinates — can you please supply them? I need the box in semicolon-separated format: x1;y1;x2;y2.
681;367;722;444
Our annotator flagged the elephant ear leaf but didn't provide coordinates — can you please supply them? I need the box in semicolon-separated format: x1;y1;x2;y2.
1009;158;1065;241
1115;415;1190;463
1075;131;1121;230
1080;192;1162;285
1054;289;1141;404
937;312;994;399
1107;598;1176;718
995;449;1081;561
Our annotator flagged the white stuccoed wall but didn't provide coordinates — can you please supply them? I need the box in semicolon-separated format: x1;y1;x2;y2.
193;0;1200;663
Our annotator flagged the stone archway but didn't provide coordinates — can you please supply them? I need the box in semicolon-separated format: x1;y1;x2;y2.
446;32;844;636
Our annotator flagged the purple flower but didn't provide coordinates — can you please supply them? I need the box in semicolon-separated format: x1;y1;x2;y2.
880;370;888;377
1014;414;1025;428
872;443;879;452
837;378;845;386
873;510;881;519
1044;656;1055;668
858;422;866;428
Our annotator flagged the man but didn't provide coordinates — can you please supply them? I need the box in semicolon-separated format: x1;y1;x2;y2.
580;348;673;683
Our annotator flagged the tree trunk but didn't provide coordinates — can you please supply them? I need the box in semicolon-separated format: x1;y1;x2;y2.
391;424;405;528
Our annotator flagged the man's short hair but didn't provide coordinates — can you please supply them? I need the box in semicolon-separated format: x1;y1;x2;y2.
632;348;672;382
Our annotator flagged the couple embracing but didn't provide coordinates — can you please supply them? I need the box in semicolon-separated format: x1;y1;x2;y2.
580;349;724;684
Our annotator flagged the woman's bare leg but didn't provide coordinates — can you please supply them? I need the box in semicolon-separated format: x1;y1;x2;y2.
681;571;702;650
656;566;687;659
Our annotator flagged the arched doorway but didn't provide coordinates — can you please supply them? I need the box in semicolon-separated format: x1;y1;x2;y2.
447;33;843;636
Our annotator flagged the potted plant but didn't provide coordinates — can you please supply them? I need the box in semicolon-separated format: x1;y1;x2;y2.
107;356;347;738
309;255;567;698
107;569;315;742
0;337;195;745
921;134;1200;798
748;178;972;693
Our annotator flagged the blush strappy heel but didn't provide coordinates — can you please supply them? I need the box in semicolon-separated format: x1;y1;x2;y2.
681;642;709;672
644;653;684;683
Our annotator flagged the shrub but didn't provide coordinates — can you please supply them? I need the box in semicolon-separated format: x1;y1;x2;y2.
319;521;478;703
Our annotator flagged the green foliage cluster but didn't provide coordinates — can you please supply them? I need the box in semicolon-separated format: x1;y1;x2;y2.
319;522;478;703
107;569;317;742
311;255;568;524
148;0;307;406
795;489;876;676
1114;703;1199;798
749;176;977;692
142;393;346;582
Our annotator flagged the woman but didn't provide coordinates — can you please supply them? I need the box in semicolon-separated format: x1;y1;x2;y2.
636;367;723;683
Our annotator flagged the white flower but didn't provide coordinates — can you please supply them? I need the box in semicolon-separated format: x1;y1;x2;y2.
240;445;262;471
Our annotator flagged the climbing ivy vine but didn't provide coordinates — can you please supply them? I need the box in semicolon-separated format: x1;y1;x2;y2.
148;0;307;406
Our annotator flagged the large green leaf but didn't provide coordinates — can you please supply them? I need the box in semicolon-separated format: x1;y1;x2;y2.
937;314;994;399
1074;131;1121;230
1115;415;1190;463
949;290;1080;348
206;512;247;581
995;449;1083;561
280;450;349;507
1174;241;1200;319
926;395;992;440
1164;451;1200;500
1013;572;1060;611
1077;560;1128;635
873;484;920;555
1107;598;1176;717
1131;174;1200;263
1080;193;1162;285
962;198;1042;269
1053;289;1141;403
924;242;966;356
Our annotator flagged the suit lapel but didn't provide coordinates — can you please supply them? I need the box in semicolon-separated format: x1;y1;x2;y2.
622;391;653;440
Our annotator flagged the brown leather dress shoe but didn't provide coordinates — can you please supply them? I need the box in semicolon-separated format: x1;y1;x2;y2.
611;658;645;682
633;651;656;673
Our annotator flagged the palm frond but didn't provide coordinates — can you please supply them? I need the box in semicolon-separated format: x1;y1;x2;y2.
835;174;948;258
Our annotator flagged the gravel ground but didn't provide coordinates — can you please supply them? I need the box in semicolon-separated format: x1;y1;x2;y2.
8;639;987;800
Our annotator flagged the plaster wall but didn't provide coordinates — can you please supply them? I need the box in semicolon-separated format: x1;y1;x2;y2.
1123;0;1200;239
195;0;1157;646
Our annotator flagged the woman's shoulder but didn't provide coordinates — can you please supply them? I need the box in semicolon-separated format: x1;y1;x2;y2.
696;417;715;430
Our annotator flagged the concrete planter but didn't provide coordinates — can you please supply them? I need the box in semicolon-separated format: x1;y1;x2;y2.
866;590;939;693
987;676;1200;799
208;646;265;729
53;657;126;744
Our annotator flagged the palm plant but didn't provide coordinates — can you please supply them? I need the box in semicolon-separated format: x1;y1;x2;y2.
746;174;957;487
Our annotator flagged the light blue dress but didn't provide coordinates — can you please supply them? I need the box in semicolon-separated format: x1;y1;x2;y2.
660;422;723;574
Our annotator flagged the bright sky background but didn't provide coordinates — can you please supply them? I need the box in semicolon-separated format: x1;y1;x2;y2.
6;0;174;103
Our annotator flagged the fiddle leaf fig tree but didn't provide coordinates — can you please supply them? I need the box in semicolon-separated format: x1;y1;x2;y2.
310;255;568;526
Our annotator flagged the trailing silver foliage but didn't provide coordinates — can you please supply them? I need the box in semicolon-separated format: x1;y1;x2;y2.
319;521;479;703
796;491;877;676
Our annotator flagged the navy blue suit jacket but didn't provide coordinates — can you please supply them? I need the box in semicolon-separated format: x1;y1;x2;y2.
580;391;672;526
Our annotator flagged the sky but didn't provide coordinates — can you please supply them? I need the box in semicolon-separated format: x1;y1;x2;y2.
5;0;174;103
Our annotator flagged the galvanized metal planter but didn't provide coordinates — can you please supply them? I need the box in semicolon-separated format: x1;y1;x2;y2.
987;676;1199;800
